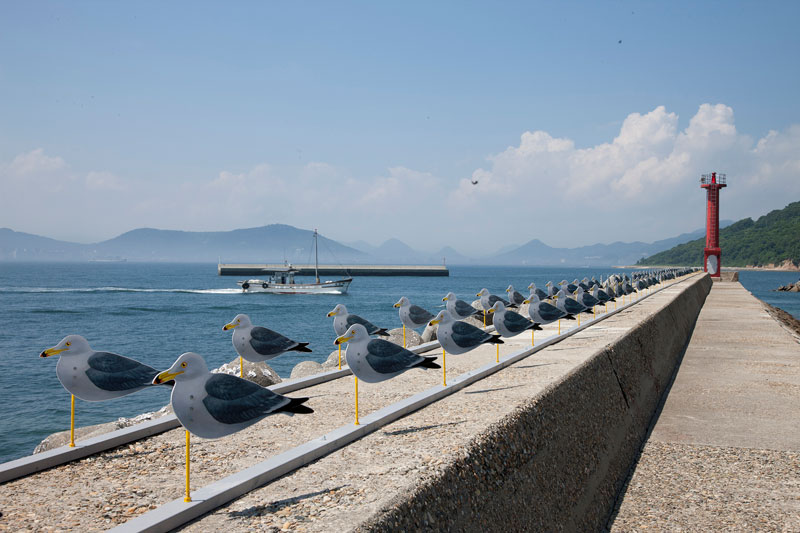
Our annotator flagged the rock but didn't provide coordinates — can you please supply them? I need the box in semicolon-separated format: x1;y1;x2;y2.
213;357;281;387
34;405;173;454
322;350;344;369
386;327;422;348
420;323;438;343
290;360;323;379
776;280;800;292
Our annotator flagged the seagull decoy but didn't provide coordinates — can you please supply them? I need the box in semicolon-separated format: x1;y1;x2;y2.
429;310;503;355
505;285;526;307
488;301;542;337
393;296;435;329
443;292;481;320
327;304;389;337
224;314;311;363
524;294;576;324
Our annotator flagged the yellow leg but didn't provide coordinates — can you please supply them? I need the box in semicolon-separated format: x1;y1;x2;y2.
69;395;76;447
593;307;596;319
558;319;561;335
531;328;535;346
442;349;447;386
184;430;191;502
239;356;244;378
483;313;486;327
496;343;499;363
338;343;342;370
403;325;406;348
578;313;581;326
354;376;360;425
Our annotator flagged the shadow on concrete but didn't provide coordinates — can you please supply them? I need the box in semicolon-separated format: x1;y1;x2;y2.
464;384;526;395
383;421;464;436
227;486;348;518
603;306;703;532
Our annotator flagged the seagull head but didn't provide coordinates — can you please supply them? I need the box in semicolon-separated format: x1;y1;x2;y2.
393;296;409;309
40;334;90;358
334;324;368;345
429;310;454;327
527;282;536;290
327;304;346;318
223;313;251;331
442;292;457;302
488;301;505;314
154;352;208;384
505;285;514;294
477;288;489;298
523;294;540;305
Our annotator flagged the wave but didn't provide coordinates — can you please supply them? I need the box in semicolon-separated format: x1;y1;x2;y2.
0;287;242;295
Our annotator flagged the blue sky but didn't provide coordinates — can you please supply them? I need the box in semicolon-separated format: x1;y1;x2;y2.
2;2;799;254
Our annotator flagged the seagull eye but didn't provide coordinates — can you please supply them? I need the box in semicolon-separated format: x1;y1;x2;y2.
65;342;71;346
181;362;187;368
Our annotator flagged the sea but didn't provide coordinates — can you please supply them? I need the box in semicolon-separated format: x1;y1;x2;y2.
1;262;798;464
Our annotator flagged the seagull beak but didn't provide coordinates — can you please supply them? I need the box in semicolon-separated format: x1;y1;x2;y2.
523;298;531;304
429;318;441;326
223;323;236;331
153;370;183;385
334;333;354;345
442;296;448;302
393;302;401;308
40;346;67;358
326;311;336;317
475;292;481;297
488;309;495;314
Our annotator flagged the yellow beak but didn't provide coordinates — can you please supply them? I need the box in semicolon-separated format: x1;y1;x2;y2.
488;309;495;314
223;323;236;331
334;333;354;345
475;292;481;297
40;346;67;358
442;296;448;301
523;298;531;304
153;370;183;385
326;311;336;317
393;302;401;308
429;318;441;326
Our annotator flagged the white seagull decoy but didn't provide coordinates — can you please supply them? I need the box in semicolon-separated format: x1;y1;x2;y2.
429;310;503;355
442;292;481;320
334;324;440;383
393;296;435;329
505;285;526;307
327;304;389;337
488;301;542;337
153;352;313;439
224;313;311;362
477;288;511;312
40;335;161;401
524;294;575;325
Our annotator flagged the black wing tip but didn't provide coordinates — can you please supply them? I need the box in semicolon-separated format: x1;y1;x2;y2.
533;324;543;330
417;357;441;369
282;396;313;414
375;328;390;336
487;335;504;344
293;342;313;353
565;314;576;320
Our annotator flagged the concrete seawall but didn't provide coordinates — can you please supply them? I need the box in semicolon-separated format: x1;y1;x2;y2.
357;274;712;532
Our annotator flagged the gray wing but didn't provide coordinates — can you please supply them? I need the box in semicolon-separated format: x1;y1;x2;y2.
488;295;511;307
454;299;479;317
451;321;491;349
85;352;158;391
346;314;382;336
535;288;548;300
511;291;525;305
249;326;297;355
365;339;424;374
502;311;534;333
203;373;288;424
537;302;564;321
408;305;434;324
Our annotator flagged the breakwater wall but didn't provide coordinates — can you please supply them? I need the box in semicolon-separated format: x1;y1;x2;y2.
217;263;449;276
357;274;712;532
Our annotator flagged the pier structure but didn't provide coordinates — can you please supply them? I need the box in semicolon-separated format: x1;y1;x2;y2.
217;263;449;277
700;171;727;277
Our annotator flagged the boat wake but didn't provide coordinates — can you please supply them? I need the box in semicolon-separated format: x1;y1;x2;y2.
0;287;243;295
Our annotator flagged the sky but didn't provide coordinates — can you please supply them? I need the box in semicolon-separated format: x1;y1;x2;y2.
1;1;799;256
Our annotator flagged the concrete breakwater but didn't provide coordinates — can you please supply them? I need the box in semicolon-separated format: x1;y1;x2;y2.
357;274;712;532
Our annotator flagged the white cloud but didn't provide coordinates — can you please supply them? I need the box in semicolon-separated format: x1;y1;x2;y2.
2;104;799;253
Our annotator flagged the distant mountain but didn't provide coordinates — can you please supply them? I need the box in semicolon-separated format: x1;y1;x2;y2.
0;225;366;263
638;202;800;268
488;223;731;267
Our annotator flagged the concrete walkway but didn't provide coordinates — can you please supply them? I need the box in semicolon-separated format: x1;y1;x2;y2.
610;280;800;532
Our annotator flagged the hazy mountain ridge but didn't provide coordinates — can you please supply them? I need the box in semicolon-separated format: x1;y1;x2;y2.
1;222;720;265
638;201;800;267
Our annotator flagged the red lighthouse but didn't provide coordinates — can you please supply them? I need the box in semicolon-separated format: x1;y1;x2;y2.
700;172;727;276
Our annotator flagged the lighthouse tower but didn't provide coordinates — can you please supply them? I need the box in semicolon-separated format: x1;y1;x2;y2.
700;172;727;277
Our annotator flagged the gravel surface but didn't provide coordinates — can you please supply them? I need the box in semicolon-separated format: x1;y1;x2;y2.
0;280;691;532
609;441;800;532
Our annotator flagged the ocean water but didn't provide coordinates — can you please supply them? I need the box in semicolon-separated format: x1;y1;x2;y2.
0;262;795;464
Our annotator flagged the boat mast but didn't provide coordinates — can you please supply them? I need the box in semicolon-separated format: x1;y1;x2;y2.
314;229;320;283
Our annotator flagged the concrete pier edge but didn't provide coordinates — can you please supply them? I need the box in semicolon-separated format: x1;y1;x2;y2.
354;273;712;532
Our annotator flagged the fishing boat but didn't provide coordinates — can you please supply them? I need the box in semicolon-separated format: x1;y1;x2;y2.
236;230;352;294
